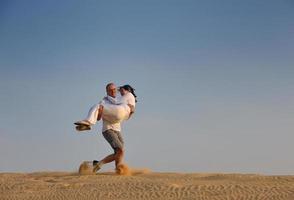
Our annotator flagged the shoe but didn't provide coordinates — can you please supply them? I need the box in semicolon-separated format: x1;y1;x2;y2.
93;160;101;173
74;120;91;126
76;124;91;131
93;160;99;165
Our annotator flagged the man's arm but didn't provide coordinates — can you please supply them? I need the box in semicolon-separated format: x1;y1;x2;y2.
127;104;135;119
97;105;104;121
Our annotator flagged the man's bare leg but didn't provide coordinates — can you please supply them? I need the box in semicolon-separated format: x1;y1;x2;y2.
93;153;115;172
115;148;130;175
93;148;124;172
114;148;124;168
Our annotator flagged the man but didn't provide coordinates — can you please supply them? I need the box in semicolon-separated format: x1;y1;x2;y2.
93;83;125;173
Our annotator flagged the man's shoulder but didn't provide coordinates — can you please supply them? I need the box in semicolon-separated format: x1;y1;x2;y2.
100;96;109;104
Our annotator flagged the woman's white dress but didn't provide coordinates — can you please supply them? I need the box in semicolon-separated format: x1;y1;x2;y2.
85;92;136;125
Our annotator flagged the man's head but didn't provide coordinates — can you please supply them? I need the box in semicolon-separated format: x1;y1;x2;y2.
106;83;117;98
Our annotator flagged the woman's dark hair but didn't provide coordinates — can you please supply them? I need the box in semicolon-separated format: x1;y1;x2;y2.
121;84;137;102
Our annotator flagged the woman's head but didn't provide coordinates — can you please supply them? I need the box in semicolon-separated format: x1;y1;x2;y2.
119;84;137;102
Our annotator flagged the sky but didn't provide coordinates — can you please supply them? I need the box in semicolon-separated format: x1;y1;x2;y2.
0;0;293;175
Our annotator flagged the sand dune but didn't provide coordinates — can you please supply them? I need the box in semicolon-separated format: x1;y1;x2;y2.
1;171;294;200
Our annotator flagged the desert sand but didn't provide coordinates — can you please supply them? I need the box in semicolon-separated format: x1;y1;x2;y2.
1;169;294;200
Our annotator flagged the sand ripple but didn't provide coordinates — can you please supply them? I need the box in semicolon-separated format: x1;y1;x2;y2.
1;172;294;200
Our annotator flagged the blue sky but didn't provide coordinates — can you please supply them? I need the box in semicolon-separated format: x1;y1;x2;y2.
0;0;293;174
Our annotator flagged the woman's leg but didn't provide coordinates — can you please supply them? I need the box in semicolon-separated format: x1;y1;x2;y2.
85;103;100;125
75;103;100;126
76;102;130;128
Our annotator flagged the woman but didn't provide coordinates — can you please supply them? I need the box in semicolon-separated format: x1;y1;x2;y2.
75;84;137;131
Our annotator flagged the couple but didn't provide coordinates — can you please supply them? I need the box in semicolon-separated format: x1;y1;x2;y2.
75;83;137;174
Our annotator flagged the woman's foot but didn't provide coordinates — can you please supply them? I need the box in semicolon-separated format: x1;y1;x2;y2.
75;124;91;131
74;120;91;126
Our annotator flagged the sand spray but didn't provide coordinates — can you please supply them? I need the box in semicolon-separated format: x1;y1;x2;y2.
78;161;151;176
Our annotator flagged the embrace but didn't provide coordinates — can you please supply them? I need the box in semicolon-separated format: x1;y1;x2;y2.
74;82;137;174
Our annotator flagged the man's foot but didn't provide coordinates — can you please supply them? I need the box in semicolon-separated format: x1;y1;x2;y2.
115;163;131;175
74;120;91;126
93;160;101;173
76;124;91;131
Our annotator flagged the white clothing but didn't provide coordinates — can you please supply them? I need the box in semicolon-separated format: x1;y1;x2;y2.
85;103;101;125
84;95;117;125
101;97;121;132
83;92;136;131
119;92;136;108
102;92;135;123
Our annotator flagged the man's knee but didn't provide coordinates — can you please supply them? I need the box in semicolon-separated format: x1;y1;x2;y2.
114;148;124;157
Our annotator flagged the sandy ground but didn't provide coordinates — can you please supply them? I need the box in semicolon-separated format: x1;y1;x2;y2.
1;170;294;200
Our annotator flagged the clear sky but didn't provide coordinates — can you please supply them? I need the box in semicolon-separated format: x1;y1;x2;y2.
0;0;293;175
